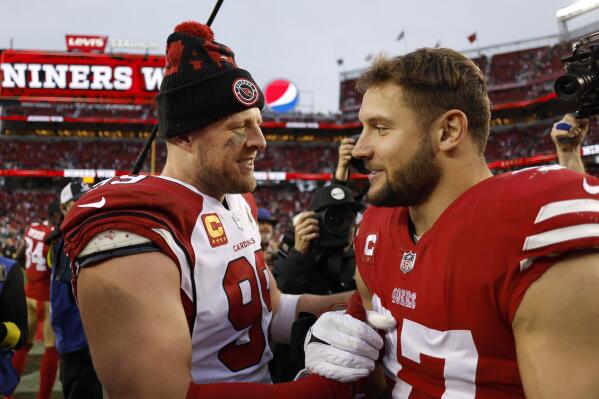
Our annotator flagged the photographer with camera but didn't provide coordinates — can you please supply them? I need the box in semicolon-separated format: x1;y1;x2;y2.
273;184;363;296
269;184;363;383
552;32;599;174
274;134;365;296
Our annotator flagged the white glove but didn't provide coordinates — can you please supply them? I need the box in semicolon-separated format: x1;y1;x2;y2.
303;310;395;382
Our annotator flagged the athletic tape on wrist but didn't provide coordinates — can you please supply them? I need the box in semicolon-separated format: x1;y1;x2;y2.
555;122;572;132
271;293;301;343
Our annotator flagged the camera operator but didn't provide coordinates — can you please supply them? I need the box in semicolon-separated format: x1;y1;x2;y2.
269;184;363;382
551;113;588;174
273;184;363;296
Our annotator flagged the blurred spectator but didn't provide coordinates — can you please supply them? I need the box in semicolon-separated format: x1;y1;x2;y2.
11;203;59;399
257;208;279;267
49;181;103;399
0;255;28;396
333;137;355;184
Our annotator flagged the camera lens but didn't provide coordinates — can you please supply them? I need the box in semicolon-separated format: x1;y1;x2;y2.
554;73;595;101
322;206;354;235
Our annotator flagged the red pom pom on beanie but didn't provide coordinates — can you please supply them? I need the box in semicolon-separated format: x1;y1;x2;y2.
174;21;214;41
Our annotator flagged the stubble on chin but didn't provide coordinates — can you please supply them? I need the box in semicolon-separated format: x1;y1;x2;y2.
367;147;441;208
367;174;404;207
225;172;257;194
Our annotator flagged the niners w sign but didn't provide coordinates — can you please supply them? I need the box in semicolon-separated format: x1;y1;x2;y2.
0;50;165;103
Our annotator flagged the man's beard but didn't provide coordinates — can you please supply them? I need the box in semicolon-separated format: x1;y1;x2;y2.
196;151;257;196
367;136;442;207
220;167;257;194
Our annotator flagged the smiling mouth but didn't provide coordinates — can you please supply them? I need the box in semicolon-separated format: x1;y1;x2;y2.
367;167;384;181
365;164;383;173
238;158;255;170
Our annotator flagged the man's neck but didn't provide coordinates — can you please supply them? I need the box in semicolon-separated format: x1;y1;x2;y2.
409;162;492;237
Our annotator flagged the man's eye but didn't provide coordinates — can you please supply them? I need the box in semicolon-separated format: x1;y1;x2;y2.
375;125;388;133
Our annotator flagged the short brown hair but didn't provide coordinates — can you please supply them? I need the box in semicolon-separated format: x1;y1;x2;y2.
356;48;491;155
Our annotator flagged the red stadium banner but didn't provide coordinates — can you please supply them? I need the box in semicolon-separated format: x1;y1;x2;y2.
492;92;557;110
0;50;165;104
65;35;108;53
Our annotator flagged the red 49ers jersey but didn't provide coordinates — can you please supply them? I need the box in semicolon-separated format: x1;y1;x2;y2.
23;221;53;300
355;166;599;398
62;175;273;384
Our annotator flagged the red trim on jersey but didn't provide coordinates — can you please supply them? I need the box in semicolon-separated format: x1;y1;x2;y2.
242;192;259;221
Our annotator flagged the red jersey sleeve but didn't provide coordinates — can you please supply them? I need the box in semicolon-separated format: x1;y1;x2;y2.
496;167;599;323
61;175;202;296
187;374;350;399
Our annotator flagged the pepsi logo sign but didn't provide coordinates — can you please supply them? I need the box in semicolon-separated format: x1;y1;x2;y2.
265;79;299;113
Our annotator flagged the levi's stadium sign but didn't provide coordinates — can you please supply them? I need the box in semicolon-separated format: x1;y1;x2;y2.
0;50;165;104
65;35;108;53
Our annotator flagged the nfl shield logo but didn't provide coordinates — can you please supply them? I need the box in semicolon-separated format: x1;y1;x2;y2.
400;251;417;274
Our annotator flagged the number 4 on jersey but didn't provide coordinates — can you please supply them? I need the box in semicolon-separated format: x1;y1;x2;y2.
25;237;47;271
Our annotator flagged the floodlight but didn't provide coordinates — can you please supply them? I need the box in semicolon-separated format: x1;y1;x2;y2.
557;0;599;21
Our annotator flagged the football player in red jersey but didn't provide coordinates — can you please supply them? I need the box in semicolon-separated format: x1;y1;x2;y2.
12;202;60;399
60;21;383;399
303;48;599;398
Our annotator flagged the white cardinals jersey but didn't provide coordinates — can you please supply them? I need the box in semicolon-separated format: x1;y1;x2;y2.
62;175;273;384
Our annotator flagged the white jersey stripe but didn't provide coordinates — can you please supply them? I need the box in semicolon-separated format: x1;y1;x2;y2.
534;199;599;224
152;227;193;300
519;257;535;272
523;223;599;251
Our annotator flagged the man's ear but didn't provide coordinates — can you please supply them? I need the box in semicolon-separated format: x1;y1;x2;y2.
434;109;469;153
168;134;194;151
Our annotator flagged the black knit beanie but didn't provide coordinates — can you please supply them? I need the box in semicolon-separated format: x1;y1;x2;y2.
156;21;264;138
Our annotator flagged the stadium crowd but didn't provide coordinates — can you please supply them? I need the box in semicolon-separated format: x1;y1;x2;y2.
1;116;598;258
2;116;598;171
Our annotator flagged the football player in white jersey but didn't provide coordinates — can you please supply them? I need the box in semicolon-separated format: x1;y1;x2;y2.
61;21;382;399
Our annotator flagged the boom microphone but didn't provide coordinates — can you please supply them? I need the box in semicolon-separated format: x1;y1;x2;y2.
131;124;159;174
207;0;224;27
